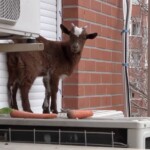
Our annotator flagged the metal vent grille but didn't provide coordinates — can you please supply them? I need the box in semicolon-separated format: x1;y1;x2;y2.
0;0;20;25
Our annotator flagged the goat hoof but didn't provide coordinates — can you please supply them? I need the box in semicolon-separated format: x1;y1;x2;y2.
43;109;50;114
24;109;33;113
11;106;18;110
52;110;58;114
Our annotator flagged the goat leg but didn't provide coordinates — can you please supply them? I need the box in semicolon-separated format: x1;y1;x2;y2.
42;75;51;113
50;76;59;114
7;78;19;110
20;83;33;113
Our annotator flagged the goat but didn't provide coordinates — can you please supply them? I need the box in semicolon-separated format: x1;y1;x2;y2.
7;23;97;113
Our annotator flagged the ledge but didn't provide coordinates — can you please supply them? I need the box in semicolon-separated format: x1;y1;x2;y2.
0;43;44;52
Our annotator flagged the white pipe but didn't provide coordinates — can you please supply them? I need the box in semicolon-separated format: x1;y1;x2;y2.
56;0;62;112
123;0;127;22
122;0;128;116
127;0;132;33
56;0;62;41
126;0;132;116
122;0;132;117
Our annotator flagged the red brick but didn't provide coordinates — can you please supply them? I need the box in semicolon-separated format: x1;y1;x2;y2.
106;63;116;72
107;17;123;30
112;52;122;62
91;50;112;61
132;5;141;17
91;0;101;12
112;74;123;84
63;8;78;18
94;50;110;61
77;60;96;71
96;85;107;95
101;96;112;107
78;0;91;9
96;37;107;49
78;8;96;22
90;74;102;83
84;85;96;95
63;98;78;109
112;95;124;105
95;62;108;72
84;61;96;71
85;37;96;47
114;63;122;73
101;3;111;15
108;105;124;111
108;0;118;6
107;85;123;95
78;73;91;83
101;74;112;83
78;97;90;108
63;85;78;96
106;40;122;51
101;27;112;38
111;30;121;40
111;7;123;19
96;14;107;25
82;48;91;59
91;49;103;60
77;60;86;71
64;73;78;83
103;51;112;61
115;0;123;8
78;85;85;96
90;97;101;107
90;24;101;35
63;0;78;5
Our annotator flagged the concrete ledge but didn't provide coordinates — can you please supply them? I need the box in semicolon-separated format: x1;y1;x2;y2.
0;43;44;52
0;142;145;150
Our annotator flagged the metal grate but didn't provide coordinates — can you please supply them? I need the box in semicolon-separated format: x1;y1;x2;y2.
0;128;128;148
0;0;20;24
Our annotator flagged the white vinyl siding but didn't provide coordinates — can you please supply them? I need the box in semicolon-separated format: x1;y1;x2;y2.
40;0;57;40
0;52;8;108
0;0;62;113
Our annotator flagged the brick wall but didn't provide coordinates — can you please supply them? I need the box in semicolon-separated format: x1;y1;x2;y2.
62;0;124;111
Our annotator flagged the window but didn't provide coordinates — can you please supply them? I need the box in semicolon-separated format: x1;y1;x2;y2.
132;22;141;35
132;0;139;5
145;0;148;4
130;18;141;36
129;51;141;68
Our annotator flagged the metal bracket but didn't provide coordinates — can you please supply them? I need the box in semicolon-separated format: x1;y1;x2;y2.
0;43;44;52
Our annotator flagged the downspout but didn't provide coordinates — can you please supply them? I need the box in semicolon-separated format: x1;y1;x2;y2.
56;0;62;112
56;0;62;41
122;0;132;117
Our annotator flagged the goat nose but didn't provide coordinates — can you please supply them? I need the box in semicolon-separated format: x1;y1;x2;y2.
73;44;78;49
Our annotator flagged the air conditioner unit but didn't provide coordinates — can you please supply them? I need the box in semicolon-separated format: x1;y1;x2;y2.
0;0;43;52
0;115;150;149
0;0;40;38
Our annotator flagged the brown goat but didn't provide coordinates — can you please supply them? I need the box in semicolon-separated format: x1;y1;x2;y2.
7;24;97;113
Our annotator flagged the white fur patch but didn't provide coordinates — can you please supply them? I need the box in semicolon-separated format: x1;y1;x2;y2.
74;26;83;37
60;74;68;80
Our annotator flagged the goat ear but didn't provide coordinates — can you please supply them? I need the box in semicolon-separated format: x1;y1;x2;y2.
60;24;70;35
86;33;98;39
